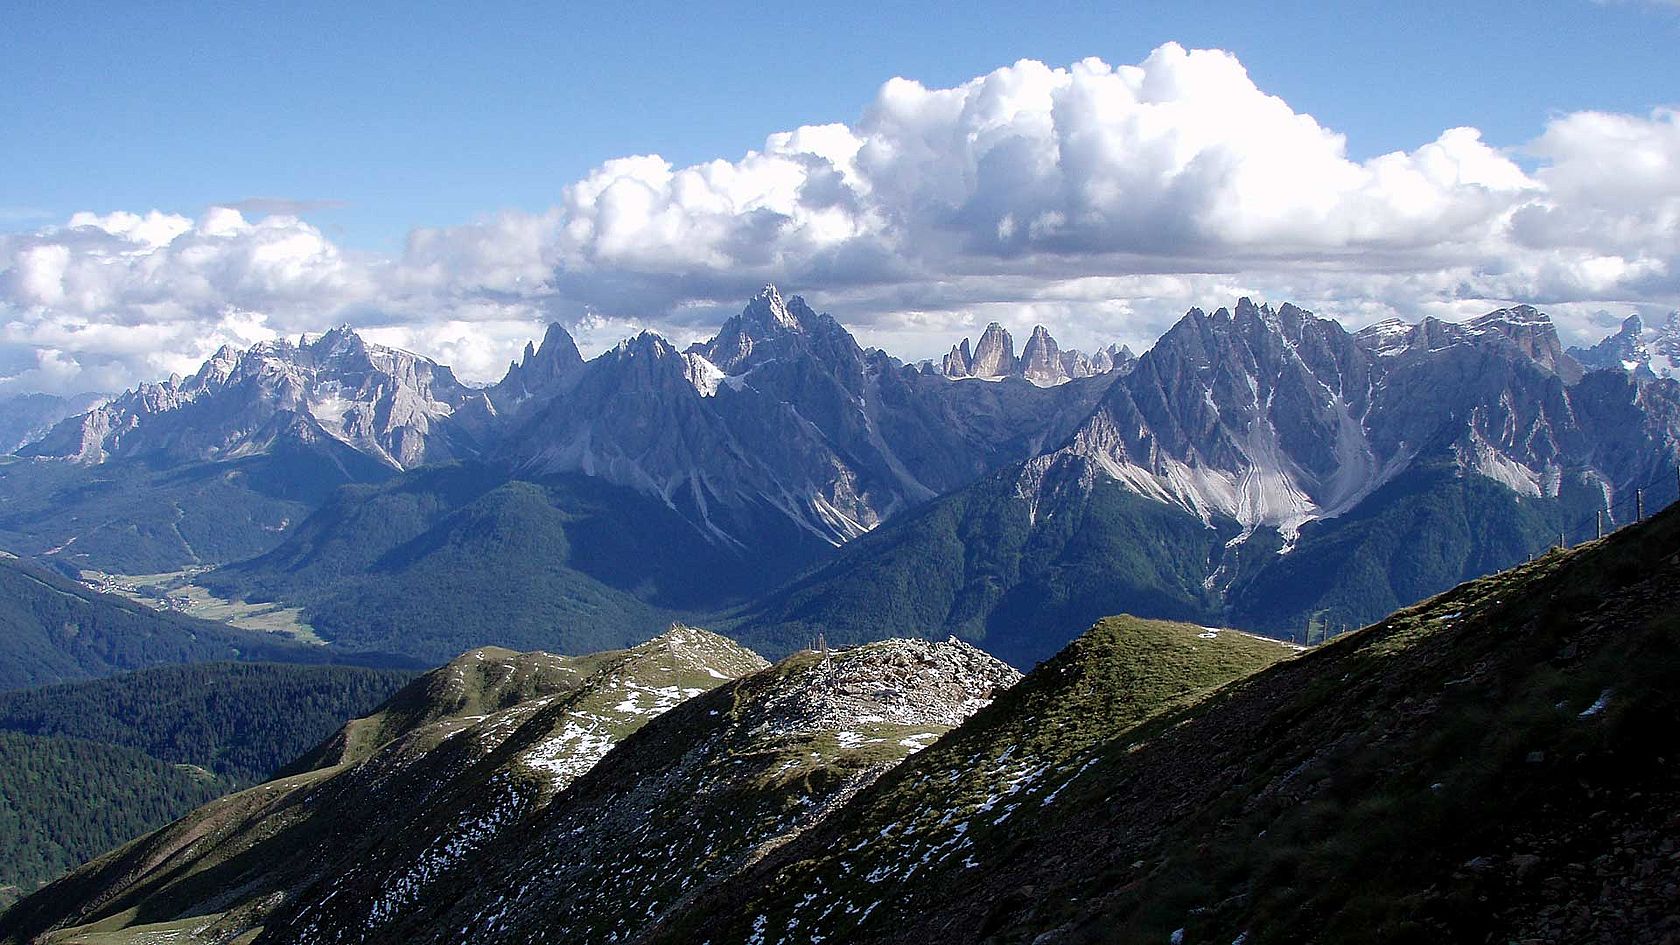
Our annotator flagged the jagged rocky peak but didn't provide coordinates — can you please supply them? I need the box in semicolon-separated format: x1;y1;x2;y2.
969;322;1017;378
692;283;855;376
744;283;803;331
531;322;584;370
310;323;367;357
1019;325;1065;386
492;321;585;409
942;337;975;377
1567;312;1679;378
24;324;480;470
938;321;1133;384
610;330;695;379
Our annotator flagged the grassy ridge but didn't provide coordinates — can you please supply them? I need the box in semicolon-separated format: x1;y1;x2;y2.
650;617;1296;943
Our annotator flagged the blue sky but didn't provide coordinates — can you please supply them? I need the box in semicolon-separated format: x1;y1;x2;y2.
1;1;1678;393
4;1;1675;248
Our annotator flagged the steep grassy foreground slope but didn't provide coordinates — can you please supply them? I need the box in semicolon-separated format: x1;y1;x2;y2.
0;628;767;944
669;505;1680;945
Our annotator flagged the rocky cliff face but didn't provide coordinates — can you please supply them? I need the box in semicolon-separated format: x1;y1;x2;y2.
968;322;1017;378
502;286;1115;550
1021;298;1680;551
25;327;489;470
1019;325;1063;386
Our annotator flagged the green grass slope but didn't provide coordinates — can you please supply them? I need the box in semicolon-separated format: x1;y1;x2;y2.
0;628;766;945
649;617;1296;943
673;503;1680;945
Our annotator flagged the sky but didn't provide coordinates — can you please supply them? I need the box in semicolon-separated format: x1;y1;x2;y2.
2;0;1678;394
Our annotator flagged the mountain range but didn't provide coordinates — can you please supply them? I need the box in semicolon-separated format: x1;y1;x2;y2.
935;321;1138;385
2;288;1677;667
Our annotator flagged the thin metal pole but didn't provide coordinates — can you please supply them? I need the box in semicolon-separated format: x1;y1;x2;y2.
1637;489;1645;521
1596;510;1603;540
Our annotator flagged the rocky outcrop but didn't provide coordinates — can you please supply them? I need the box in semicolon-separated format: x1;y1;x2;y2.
295;637;1019;945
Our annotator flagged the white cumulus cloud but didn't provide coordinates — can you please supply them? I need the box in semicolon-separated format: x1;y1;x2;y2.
3;43;1678;395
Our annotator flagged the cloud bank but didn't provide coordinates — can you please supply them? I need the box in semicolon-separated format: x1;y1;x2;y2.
3;43;1677;394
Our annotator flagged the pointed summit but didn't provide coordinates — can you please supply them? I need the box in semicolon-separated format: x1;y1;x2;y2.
942;339;973;377
744;284;801;331
311;323;365;353
694;285;855;375
1568;311;1655;377
537;322;583;365
939;324;1128;382
1019;325;1068;386
969;322;1017;378
490;322;584;413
